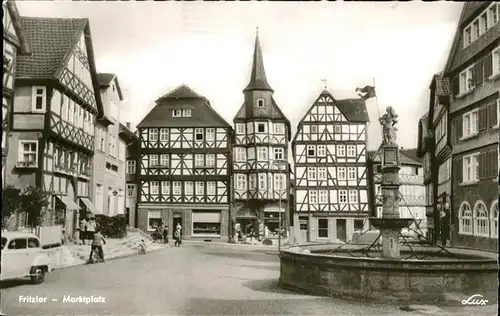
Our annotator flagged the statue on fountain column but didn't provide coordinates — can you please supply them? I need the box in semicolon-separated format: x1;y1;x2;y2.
379;106;399;145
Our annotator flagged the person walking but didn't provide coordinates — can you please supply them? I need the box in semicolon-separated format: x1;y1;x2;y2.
174;228;181;247
79;217;87;245
163;224;169;244
88;228;106;263
86;216;96;244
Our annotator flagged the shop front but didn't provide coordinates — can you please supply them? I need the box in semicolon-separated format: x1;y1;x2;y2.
192;210;222;237
234;208;258;239
263;207;285;238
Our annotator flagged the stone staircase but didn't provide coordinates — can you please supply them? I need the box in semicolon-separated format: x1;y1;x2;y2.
67;228;163;262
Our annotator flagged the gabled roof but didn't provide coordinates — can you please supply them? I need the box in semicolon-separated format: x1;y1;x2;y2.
137;84;232;129
156;84;204;101
16;17;104;117
97;73;124;101
16;17;87;79
119;122;138;141
243;29;273;92
443;3;493;74
5;1;31;54
297;89;369;126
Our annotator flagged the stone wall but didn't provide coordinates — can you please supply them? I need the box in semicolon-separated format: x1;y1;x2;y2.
279;245;498;305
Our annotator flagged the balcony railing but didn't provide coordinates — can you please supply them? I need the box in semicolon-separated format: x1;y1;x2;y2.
15;161;38;169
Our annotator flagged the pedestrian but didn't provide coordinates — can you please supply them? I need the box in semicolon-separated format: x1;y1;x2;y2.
86;216;96;245
163;224;169;244
79;217;87;245
174;228;181;247
88;228;106;263
176;223;182;232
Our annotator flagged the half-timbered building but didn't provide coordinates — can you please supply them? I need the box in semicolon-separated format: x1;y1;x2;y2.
368;148;427;236
90;73;126;217
232;31;292;240
121;122;139;227
416;112;435;240
136;85;232;240
5;17;104;240
443;3;499;251
2;1;30;188
292;90;369;244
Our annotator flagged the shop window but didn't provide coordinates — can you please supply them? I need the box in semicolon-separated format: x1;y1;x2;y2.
192;211;221;236
264;211;284;237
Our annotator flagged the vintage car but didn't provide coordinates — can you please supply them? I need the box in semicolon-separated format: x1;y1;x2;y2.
1;231;53;284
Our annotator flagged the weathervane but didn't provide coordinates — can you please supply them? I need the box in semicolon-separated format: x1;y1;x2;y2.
321;78;327;89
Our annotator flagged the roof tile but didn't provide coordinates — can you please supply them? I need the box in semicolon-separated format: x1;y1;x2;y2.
16;17;86;79
137;85;231;128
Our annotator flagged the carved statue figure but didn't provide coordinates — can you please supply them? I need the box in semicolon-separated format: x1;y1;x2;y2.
379;106;399;145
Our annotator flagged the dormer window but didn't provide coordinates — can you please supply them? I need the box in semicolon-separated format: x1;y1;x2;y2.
182;109;191;117
257;99;265;107
172;109;182;117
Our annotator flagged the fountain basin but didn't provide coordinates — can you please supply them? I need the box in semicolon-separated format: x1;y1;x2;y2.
279;243;498;305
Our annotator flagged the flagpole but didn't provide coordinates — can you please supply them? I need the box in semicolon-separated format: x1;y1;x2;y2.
372;78;383;137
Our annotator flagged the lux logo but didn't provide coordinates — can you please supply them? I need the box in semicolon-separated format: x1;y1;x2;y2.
461;294;489;306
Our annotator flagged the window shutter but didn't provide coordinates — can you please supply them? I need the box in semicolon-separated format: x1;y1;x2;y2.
455;158;463;183
491;150;499;178
483;53;493;78
451;76;460;96
478;153;486;179
474;61;483;85
455;116;463;141
488;102;498;127
478;106;487;131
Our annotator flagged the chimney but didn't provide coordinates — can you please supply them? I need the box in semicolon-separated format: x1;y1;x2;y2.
126;122;131;129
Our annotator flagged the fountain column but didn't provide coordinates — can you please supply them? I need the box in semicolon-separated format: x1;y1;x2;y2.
370;106;412;260
380;143;401;259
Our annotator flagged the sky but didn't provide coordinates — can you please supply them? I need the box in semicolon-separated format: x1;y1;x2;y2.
16;1;464;151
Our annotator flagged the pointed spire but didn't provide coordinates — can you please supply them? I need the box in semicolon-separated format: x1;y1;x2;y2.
244;27;273;92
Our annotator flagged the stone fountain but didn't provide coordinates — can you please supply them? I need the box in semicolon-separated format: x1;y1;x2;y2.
279;106;499;306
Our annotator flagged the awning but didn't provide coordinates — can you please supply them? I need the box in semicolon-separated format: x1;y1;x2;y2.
56;195;80;211
236;208;257;218
264;207;285;213
80;197;99;214
192;211;221;223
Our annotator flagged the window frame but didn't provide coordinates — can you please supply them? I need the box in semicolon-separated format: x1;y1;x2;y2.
127;160;136;174
458;65;475;94
339;190;347;204
491;201;498;238
172;109;182;117
236;123;245;134
462;153;479;183
337;167;346;180
346;145;356;157
458;202;473;235
317;145;326;157
306;145;315;157
348;190;358;203
159;128;169;142
336;145;346;157
317;167;327;180
32;86;47;112
492;45;500;78
347;167;356;180
126;184;136;197
461;109;478;139
182;108;191;117
473;201;489;237
256;99;265;107
149;129;158;142
18;141;38;165
308;190;317;204
318;190;328;204
257;123;266;133
274;148;284;160
195;128;204;141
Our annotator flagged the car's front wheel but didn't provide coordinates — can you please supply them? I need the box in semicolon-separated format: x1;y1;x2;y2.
30;266;46;284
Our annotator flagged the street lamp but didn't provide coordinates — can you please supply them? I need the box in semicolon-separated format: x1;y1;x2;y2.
271;159;287;252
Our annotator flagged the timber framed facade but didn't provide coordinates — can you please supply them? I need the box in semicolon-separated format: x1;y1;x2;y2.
136;85;232;241
232;31;292;240
291;90;369;244
368;148;427;235
5;16;104;240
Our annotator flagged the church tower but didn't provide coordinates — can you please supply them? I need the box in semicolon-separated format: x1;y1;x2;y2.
232;29;291;240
